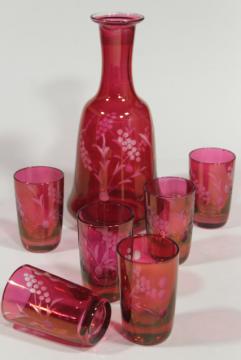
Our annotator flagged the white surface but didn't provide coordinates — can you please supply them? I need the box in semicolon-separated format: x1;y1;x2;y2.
0;0;241;359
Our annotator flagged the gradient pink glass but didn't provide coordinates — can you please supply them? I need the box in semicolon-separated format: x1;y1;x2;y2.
145;177;195;264
1;265;111;347
189;148;235;228
68;13;156;232
117;234;179;345
14;166;64;252
77;201;134;302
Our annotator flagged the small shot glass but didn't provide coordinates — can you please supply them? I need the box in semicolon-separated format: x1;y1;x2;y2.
117;234;179;345
1;265;111;347
189;147;235;228
77;201;134;302
145;177;195;264
14;166;64;252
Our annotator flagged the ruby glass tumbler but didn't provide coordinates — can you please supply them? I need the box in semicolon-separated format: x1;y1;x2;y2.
77;201;134;302
1;265;111;347
189;147;235;228
145;177;195;264
117;234;179;345
14;166;64;252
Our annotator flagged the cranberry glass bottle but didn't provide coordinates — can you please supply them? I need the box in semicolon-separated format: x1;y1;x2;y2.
68;13;156;229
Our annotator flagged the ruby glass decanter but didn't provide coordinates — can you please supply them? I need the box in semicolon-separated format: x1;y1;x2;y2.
68;13;156;229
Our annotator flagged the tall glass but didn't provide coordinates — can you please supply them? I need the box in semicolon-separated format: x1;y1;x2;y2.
189;147;235;227
117;234;179;345
14;166;64;252
145;177;195;264
2;265;111;347
77;201;134;301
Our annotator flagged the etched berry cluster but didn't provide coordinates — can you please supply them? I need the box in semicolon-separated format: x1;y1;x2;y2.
117;129;141;162
24;272;52;304
132;267;167;300
96;113;116;140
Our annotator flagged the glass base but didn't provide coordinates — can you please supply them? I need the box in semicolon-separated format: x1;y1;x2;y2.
122;326;171;345
21;235;61;252
82;278;119;302
194;212;228;229
194;221;226;229
86;288;119;303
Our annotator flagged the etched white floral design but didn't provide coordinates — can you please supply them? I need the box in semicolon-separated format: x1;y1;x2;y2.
148;212;169;238
79;115;152;201
96;112;117;140
24;272;52;304
80;226;124;285
129;267;168;315
80;138;93;172
191;177;210;204
117;129;141;162
4;271;65;332
191;163;234;212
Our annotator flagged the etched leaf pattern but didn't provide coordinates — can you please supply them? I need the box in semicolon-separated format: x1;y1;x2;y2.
80;226;123;283
191;163;233;213
16;182;62;238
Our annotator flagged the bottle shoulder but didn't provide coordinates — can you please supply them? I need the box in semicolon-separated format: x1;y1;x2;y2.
81;94;151;119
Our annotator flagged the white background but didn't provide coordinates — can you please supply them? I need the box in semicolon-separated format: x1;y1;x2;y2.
0;0;241;359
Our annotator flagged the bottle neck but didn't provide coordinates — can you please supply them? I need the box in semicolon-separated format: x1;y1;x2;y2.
97;25;136;97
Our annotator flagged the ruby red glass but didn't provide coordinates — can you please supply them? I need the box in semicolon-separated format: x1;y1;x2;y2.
145;177;195;264
14;166;64;252
117;234;179;345
68;13;156;231
1;265;111;347
77;201;134;302
189;147;235;228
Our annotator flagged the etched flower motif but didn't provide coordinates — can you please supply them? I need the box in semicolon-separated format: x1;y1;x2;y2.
150;214;169;237
23;272;52;304
80;227;118;283
96;112;117;140
101;230;118;252
132;267;167;301
116;129;141;162
80;138;93;171
191;176;211;205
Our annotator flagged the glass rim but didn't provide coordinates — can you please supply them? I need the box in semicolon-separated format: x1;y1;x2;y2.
90;12;144;26
77;297;111;345
189;147;236;164
117;234;179;265
14;166;64;185
77;201;135;228
144;176;195;199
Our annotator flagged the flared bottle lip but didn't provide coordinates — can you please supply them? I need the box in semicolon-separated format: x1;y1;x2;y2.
90;12;144;26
